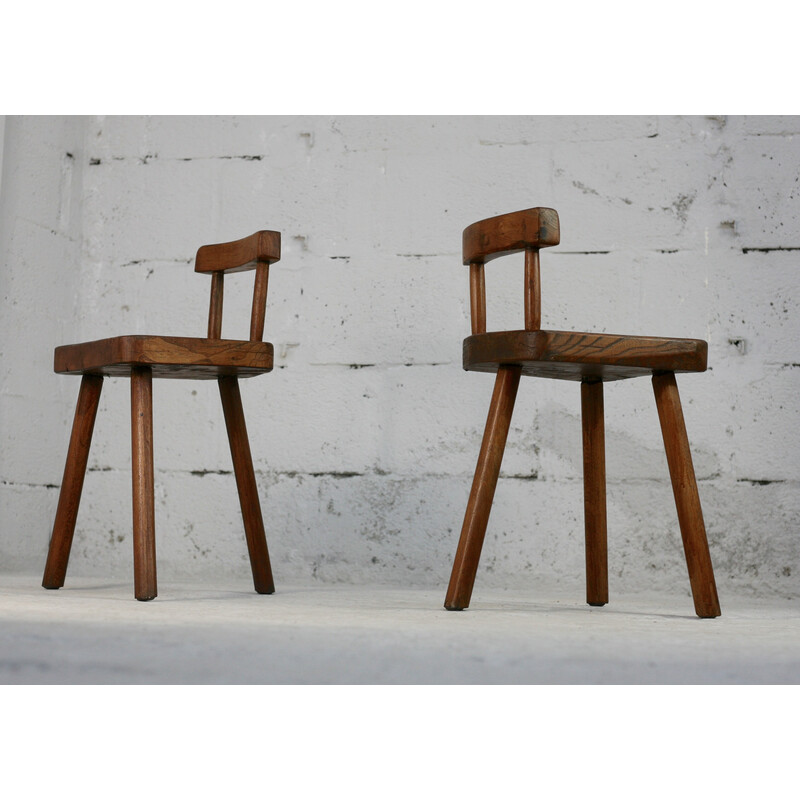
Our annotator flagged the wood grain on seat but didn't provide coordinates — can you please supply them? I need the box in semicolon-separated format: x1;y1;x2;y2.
464;329;707;381
54;335;273;379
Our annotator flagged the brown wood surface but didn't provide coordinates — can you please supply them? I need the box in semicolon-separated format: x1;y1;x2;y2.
581;379;608;606
46;231;283;600
195;230;281;274
462;207;560;265
445;365;521;610
469;262;486;335
464;329;708;381
249;263;270;342
131;367;157;601
42;374;104;589
55;335;274;379
218;376;275;594
524;248;541;331
447;208;718;616
652;372;720;618
208;272;224;338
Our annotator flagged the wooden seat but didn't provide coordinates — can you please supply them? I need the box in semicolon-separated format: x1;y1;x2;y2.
55;336;274;379
43;231;281;600
445;208;721;618
464;329;707;381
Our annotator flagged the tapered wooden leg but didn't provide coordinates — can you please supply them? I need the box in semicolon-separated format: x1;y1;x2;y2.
582;379;608;606
652;372;720;618
218;376;275;594
131;367;157;601
445;365;522;610
42;374;104;589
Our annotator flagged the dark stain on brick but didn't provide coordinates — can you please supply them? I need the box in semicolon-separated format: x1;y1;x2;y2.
554;251;611;256
742;246;800;253
190;469;233;477
728;338;747;354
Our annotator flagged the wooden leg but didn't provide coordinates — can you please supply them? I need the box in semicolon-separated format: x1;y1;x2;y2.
218;376;275;594
582;379;608;606
652;372;720;618
445;365;521;610
42;374;104;589
131;367;157;601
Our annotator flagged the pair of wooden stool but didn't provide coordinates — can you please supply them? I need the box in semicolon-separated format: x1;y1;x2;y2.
42;209;720;617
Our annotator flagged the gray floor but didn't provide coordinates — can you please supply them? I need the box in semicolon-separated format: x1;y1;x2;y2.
0;573;797;683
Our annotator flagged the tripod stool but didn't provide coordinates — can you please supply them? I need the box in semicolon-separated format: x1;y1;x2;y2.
444;208;720;618
43;231;281;600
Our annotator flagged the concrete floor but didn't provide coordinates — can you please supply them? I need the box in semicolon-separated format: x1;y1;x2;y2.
0;573;797;683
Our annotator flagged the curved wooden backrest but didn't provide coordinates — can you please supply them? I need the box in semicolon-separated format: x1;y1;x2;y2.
463;208;560;335
195;231;282;342
195;230;281;274
462;207;559;265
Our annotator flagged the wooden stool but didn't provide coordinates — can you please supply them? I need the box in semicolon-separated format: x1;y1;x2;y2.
444;208;720;618
43;231;281;601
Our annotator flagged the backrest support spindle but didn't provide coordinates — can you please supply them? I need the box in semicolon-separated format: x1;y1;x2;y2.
469;262;486;335
207;272;225;339
524;248;541;331
249;263;270;342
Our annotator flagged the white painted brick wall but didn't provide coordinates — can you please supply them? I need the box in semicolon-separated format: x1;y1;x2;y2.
1;115;798;600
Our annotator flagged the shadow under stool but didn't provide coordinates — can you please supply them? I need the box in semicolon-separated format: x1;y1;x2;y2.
43;231;281;600
444;208;720;618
